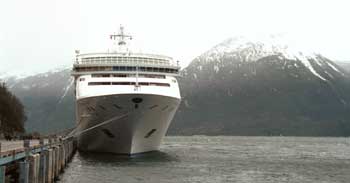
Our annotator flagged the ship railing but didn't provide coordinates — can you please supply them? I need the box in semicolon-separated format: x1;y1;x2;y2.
78;60;175;66
71;70;180;77
75;53;179;67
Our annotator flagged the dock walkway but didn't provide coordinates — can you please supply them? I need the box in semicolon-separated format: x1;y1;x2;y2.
0;138;76;183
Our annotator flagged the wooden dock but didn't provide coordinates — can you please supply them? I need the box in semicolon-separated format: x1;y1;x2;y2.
0;137;76;183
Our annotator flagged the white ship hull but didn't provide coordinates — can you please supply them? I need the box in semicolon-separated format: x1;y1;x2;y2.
76;93;180;154
72;27;181;155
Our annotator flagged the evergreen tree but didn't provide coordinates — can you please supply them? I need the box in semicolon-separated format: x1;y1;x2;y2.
0;82;26;136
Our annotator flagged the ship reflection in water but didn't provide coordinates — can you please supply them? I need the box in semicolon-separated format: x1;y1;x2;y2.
78;150;179;163
57;136;350;183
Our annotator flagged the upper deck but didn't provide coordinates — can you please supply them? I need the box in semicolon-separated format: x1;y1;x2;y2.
72;26;180;76
72;52;180;76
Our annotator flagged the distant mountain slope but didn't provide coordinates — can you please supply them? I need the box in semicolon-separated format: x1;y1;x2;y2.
3;68;75;133
170;36;350;136
336;61;350;72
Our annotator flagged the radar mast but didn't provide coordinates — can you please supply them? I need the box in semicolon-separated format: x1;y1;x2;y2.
110;25;132;53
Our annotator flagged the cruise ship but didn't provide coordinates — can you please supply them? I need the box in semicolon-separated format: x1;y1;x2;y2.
71;26;181;155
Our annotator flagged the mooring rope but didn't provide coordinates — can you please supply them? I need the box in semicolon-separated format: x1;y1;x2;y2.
63;112;130;140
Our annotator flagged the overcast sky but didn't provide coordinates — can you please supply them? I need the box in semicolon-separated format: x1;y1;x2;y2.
0;0;349;75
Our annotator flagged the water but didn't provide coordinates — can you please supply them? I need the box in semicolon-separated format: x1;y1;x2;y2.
58;136;350;183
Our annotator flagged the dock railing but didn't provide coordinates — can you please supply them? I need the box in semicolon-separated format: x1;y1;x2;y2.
0;136;77;183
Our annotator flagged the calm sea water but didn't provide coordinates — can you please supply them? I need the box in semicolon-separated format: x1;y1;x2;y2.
57;136;350;183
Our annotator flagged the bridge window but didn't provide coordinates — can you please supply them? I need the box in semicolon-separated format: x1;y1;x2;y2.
90;74;165;78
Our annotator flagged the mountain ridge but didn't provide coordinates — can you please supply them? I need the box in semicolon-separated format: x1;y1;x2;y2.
170;36;350;135
2;36;350;136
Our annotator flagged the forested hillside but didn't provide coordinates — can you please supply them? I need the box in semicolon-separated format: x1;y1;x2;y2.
0;82;26;137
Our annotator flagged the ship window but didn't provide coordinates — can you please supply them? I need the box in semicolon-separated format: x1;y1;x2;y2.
111;82;136;85
111;73;143;77
85;82;170;86
92;74;110;77
138;74;165;79
139;67;146;71
139;82;149;86
88;82;111;85
79;78;85;81
112;74;127;77
136;82;170;87
150;82;170;87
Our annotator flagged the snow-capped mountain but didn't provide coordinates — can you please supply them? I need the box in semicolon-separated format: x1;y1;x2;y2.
170;36;350;136
197;35;347;81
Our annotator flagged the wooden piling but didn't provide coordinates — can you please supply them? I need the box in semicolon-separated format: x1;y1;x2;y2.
51;147;56;180
19;161;29;183
0;166;5;183
36;154;40;183
54;147;59;179
61;145;64;170
63;143;66;166
29;154;39;183
29;155;35;183
61;144;66;169
58;146;62;173
45;149;53;183
67;142;70;163
39;151;46;183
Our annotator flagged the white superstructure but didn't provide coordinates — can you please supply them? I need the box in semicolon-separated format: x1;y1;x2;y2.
71;26;181;155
